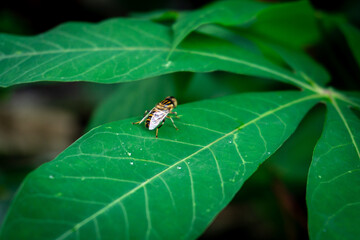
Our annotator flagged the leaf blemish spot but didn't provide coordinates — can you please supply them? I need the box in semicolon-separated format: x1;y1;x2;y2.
177;166;182;170
162;61;173;68
130;161;134;165
49;175;54;179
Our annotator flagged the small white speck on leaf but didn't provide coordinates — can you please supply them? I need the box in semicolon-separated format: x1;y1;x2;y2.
49;175;54;179
128;152;132;156
130;161;134;165
163;61;173;68
177;166;182;170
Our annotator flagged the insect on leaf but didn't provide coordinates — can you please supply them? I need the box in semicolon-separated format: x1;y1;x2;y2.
0;91;322;240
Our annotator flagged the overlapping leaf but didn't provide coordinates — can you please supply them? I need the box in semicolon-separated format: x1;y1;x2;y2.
170;0;269;54
171;0;319;55
0;18;314;91
247;0;320;48
307;96;360;240
0;91;322;240
265;44;330;86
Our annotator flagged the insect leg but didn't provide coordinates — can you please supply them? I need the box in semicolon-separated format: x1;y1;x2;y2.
132;110;151;125
156;119;166;138
167;116;178;130
170;111;180;118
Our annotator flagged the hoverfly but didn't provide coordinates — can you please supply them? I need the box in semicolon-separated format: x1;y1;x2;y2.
132;96;179;138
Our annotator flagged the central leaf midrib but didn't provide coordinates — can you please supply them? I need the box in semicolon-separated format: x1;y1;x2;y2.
55;93;322;240
1;46;314;91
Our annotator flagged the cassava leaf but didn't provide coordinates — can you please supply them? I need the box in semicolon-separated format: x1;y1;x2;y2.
170;0;269;55
170;0;319;56
196;25;262;55
338;22;360;68
338;91;360;110
131;9;179;22
0;18;314;91
247;0;320;49
307;95;360;240
0;91;322;240
266;44;330;86
223;32;330;86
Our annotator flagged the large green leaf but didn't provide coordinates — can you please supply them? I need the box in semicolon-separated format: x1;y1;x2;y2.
0;91;321;239
265;44;330;87
247;0;320;49
170;0;319;56
307;95;360;240
170;0;269;55
0;18;314;91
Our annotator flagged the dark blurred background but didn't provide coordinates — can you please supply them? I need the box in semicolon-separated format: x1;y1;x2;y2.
0;0;360;239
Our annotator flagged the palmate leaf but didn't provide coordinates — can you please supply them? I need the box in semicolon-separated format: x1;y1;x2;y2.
307;95;360;240
0;91;322;240
0;18;313;91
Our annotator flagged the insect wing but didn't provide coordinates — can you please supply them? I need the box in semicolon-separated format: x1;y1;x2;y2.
149;110;169;130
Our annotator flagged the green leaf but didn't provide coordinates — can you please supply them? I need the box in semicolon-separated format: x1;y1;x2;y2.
236;35;330;86
170;0;319;56
338;22;360;68
131;9;179;22
0;91;321;240
307;95;360;240
170;0;269;55
248;0;320;49
196;24;262;55
338;91;360;110
264;44;331;86
266;104;325;183
0;18;314;91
